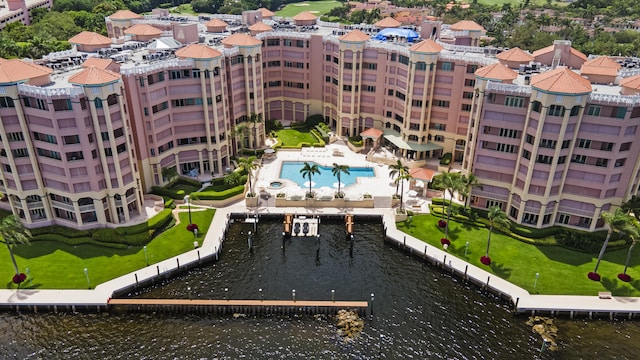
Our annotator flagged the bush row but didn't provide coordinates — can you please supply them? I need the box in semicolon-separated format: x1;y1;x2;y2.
190;185;245;200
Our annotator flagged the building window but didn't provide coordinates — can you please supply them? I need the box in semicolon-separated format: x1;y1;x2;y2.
52;99;73;111
587;105;600;116
441;62;452;71
466;65;478;73
539;139;556;149
557;156;566;164
461;104;472;111
536;155;553;164
558;213;570;224
364;62;377;70
499;128;518;138
576;138;591;149
434;100;450;108
411;99;423;107
505;96;524;108
464;79;475;87
522;149;531;160
33;132;57;144
547;105;565;117
0;96;15;108
415;62;427;71
11;148;28;158
572;154;586;164
615;158;626;167
561;140;571;149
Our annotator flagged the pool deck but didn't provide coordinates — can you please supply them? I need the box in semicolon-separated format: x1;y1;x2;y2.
1;141;640;318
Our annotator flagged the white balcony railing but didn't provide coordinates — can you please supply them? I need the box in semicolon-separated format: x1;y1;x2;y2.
486;81;532;95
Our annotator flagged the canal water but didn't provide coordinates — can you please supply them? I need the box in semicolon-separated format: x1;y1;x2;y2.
0;218;639;359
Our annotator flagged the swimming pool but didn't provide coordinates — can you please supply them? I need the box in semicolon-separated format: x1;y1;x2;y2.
279;161;375;188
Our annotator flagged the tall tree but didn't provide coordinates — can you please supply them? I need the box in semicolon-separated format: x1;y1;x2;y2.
300;162;320;198
238;156;260;196
481;206;510;265
388;160;408;196
248;112;263;155
397;171;412;213
231;124;248;154
621;195;640;222
432;172;465;239
0;215;32;282
462;172;481;209
619;223;640;281
331;163;350;197
161;166;178;182
590;208;635;280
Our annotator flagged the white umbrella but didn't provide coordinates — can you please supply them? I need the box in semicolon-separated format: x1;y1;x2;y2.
407;190;418;197
303;181;316;188
332;182;342;189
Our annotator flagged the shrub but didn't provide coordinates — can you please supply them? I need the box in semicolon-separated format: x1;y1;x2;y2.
348;136;363;147
439;153;452;166
305;114;324;128
164;198;175;209
92;228;123;243
29;225;91;238
190;185;245;200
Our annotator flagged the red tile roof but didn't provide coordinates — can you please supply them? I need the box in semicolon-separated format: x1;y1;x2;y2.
68;31;112;46
450;20;484;32
292;11;318;21
360;128;383;138
475;63;517;81
82;57;114;70
205;18;228;28
175;44;222;59
339;30;370;42
108;10;142;20
221;33;262;47
248;21;273;32
0;58;52;84
620;74;640;90
580;56;620;77
258;8;275;17
375;17;401;28
530;67;592;94
124;24;162;36
409;39;443;54
496;47;534;62
69;66;120;86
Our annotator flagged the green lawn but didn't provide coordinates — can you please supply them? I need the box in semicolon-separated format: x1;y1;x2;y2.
397;214;640;296
276;1;341;18
275;129;317;147
1;209;215;289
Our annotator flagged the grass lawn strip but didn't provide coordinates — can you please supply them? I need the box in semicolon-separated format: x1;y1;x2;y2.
275;129;317;147
276;1;341;18
397;213;640;296
1;209;214;289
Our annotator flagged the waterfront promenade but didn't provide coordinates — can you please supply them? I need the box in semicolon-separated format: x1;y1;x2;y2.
1;143;639;318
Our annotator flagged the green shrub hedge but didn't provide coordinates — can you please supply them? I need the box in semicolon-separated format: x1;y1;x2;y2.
440;153;452;166
31;233;128;249
190;185;245;200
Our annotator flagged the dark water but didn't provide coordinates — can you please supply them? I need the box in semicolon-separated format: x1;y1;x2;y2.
1;218;640;359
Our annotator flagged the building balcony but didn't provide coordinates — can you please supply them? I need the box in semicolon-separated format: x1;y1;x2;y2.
558;205;595;218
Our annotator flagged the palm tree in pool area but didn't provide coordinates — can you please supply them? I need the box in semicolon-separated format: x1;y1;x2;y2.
0;215;32;284
248;112;263;155
481;206;510;265
331;163;350;198
300;162;320;198
619;223;640;282
388;160;408;196
589;208;635;281
237;156;260;196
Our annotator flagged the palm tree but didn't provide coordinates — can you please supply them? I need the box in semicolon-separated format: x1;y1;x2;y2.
231;124;249;155
432;172;465;239
161;166;178;183
462;173;481;209
248;112;263;155
590;208;635;281
397;172;412;213
300;162;320;198
620;223;640;281
388;160;408;196
482;206;510;265
237;156;260;196
331;163;350;197
0;215;32;282
621;195;640;222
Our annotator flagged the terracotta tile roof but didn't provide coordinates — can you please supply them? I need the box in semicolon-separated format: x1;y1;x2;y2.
360;128;383;138
375;17;401;28
108;10;142;20
339;30;370;42
409;167;436;181
124;24;162;36
292;11;318;21
258;7;275;17
496;47;534;62
68;31;112;46
450;20;484;32
531;44;553;58
409;39;443;54
248;21;272;31
205;18;228;28
175;43;222;59
475;63;517;81
0;58;52;84
530;67;592;94
69;66;120;86
82;57;114;70
570;47;588;61
620;74;640;90
221;33;262;47
580;56;620;77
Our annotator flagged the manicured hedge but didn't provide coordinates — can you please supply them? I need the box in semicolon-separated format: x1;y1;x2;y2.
31;233;128;249
439;153;452;165
29;225;91;238
190;185;245;200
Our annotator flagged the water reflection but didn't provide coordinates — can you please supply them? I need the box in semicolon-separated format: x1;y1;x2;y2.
0;219;638;358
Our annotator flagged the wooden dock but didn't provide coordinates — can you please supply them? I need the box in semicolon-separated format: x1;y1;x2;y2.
108;298;369;315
